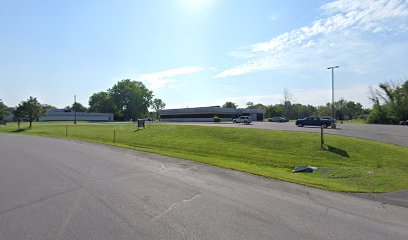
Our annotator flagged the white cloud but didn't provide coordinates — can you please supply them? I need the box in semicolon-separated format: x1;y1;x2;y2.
215;58;282;78
216;0;408;78
139;67;204;90
269;15;278;21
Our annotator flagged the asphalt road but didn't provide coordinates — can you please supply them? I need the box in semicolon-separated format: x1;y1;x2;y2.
172;122;408;147
1;134;408;240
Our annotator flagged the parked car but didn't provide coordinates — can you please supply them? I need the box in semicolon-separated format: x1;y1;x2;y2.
268;117;288;122
233;116;252;124
321;117;337;123
400;120;408;125
295;116;332;128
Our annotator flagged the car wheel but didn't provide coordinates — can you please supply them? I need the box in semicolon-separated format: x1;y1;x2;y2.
323;124;328;128
297;123;303;127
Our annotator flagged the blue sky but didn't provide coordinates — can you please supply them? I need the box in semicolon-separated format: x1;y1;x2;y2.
0;0;407;109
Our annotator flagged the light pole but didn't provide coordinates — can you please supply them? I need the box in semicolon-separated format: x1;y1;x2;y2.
327;66;339;129
74;95;77;124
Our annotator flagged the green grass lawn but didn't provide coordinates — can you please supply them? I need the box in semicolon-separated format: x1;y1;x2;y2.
1;122;407;192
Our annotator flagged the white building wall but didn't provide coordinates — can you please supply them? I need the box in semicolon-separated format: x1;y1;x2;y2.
39;112;114;121
159;107;266;122
160;118;231;122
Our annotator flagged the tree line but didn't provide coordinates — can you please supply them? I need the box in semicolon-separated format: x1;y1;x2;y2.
1;79;407;125
222;79;408;124
224;99;366;121
0;79;166;126
222;96;366;121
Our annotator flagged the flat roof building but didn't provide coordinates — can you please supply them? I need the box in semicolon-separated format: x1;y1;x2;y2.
159;106;265;122
39;110;114;122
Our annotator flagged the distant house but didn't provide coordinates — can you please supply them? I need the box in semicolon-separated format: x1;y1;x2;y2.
38;110;113;121
159;106;265;122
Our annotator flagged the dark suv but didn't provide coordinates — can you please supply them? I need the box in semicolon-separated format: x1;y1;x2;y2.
295;116;332;128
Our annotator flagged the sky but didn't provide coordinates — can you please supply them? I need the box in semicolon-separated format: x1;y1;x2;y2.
0;0;407;109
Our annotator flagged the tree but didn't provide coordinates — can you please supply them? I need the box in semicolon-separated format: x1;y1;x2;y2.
13;107;24;129
222;101;238;109
88;91;118;115
367;80;408;124
292;104;317;119
63;106;72;112
283;88;293;103
108;79;153;120
252;103;267;110
42;104;57;111
245;102;267;111
64;102;87;112
15;97;45;128
0;99;7;121
72;102;87;112
317;99;364;120
282;88;293;118
380;81;408;121
152;98;166;120
265;104;282;118
343;101;364;119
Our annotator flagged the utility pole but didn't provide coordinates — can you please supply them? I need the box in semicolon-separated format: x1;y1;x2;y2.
326;66;339;129
74;95;77;124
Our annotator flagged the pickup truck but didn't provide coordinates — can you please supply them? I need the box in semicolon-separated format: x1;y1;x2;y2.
295;116;332;128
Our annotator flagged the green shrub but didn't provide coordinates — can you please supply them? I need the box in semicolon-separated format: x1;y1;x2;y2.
366;107;399;124
213;116;221;122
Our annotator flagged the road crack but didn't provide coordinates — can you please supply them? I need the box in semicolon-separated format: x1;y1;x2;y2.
0;188;79;216
150;193;201;222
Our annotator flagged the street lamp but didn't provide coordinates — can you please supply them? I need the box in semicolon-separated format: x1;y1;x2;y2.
74;95;77;124
327;66;339;129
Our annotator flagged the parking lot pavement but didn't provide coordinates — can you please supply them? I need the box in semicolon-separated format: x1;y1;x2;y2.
172;122;408;147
